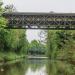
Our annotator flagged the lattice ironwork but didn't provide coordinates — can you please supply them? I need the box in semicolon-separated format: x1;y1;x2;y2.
2;12;75;29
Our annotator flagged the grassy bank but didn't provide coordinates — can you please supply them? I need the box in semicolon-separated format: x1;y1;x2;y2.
0;52;26;62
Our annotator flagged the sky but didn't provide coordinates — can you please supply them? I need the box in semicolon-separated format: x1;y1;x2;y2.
3;0;75;12
2;0;75;42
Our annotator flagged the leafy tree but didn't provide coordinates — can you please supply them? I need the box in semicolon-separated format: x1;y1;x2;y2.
46;30;75;60
0;1;7;51
3;4;28;55
28;40;46;55
0;1;28;61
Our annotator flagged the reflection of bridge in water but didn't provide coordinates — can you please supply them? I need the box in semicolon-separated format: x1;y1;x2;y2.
3;12;75;29
28;55;48;59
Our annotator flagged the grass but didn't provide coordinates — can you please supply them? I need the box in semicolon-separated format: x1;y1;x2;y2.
0;52;26;62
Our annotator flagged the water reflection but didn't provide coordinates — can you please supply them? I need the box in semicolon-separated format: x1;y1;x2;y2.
0;60;28;75
0;59;75;75
46;60;75;75
26;59;47;75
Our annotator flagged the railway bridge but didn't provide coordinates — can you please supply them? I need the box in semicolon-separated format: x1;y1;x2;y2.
3;12;75;29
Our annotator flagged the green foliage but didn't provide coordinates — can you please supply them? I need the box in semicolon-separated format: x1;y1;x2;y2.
46;60;75;75
0;1;28;62
0;1;8;51
47;30;75;60
28;40;46;55
4;29;28;54
0;1;7;28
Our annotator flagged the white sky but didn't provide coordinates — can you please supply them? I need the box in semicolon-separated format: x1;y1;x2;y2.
3;0;75;12
26;30;41;42
3;0;75;42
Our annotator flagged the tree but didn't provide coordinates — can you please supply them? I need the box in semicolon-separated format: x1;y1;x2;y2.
5;4;16;12
28;40;46;55
3;4;28;55
46;30;75;60
0;1;28;61
0;1;7;51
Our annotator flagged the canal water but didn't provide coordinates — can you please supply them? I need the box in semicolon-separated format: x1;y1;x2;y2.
0;59;75;75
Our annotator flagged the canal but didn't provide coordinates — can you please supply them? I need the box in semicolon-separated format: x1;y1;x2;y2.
0;59;75;75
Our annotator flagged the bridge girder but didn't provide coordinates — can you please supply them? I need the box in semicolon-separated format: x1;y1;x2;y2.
3;12;75;29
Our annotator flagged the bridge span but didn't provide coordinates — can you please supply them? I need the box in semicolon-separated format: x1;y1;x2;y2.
3;12;75;29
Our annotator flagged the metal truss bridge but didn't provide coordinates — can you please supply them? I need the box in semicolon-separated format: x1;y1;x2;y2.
3;12;75;29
